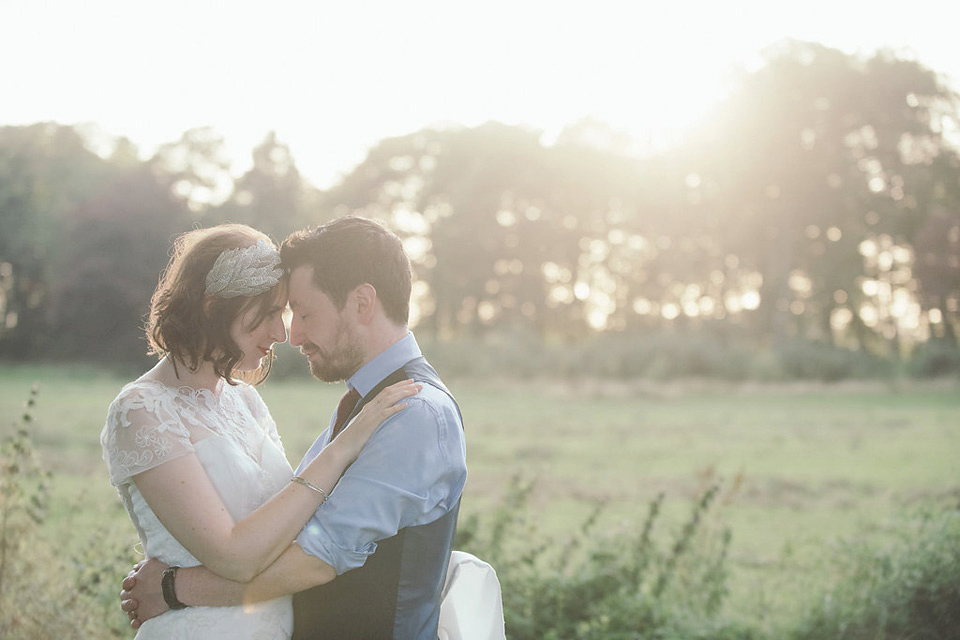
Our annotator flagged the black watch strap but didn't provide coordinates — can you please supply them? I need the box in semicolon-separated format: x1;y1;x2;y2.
161;566;188;610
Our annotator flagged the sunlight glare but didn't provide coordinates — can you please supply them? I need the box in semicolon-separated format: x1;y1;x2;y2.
831;307;853;331
741;291;761;311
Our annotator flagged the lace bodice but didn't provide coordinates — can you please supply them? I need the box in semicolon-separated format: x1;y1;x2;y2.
100;378;295;639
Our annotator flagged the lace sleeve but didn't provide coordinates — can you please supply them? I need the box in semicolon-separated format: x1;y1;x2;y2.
239;384;286;455
100;385;196;487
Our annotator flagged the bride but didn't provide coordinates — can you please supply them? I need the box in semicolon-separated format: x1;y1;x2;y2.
101;224;419;639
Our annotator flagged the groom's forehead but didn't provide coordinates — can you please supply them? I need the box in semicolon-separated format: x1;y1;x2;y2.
288;281;333;311
288;266;318;297
289;264;315;284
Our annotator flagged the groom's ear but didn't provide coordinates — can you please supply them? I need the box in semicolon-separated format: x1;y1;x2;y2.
352;283;377;323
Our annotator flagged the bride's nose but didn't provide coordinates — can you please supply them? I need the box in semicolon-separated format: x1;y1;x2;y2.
271;314;288;344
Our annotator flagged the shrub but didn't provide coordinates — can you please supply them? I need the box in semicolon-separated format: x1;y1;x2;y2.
906;340;960;378
772;340;891;381
0;385;138;639
456;475;760;639
791;506;960;640
418;330;925;382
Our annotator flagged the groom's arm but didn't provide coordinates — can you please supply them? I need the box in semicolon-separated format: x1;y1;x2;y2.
125;545;336;622
294;392;466;575
179;544;337;606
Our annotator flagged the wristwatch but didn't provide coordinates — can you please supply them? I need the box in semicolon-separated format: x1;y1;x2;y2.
161;566;188;610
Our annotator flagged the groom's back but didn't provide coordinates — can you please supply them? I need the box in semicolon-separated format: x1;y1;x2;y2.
291;358;462;639
292;502;459;639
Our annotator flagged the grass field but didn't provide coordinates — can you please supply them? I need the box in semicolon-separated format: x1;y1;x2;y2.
2;363;958;635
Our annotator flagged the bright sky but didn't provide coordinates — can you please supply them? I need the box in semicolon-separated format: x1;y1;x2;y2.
2;0;958;189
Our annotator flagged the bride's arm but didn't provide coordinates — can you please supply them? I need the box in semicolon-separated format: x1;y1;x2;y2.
133;380;420;582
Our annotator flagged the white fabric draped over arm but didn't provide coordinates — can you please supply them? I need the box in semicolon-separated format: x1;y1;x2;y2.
438;551;506;640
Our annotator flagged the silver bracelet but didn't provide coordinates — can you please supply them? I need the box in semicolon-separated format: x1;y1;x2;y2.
291;475;330;503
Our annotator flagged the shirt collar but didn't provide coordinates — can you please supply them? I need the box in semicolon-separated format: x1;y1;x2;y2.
347;331;421;398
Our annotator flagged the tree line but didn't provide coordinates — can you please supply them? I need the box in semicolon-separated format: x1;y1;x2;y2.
1;40;958;368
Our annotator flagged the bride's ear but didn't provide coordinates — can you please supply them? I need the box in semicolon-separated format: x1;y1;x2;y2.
202;294;216;317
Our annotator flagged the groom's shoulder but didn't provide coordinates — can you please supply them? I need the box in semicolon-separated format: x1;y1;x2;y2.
405;360;459;408
411;379;457;410
402;357;452;393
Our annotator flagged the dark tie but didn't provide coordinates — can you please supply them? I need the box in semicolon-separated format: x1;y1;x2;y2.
330;387;361;439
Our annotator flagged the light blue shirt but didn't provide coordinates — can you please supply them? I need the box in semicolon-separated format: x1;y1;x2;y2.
294;332;467;575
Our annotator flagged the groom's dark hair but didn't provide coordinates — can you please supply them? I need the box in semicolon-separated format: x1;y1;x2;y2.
280;215;412;325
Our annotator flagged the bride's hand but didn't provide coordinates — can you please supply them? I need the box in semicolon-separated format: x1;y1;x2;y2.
120;557;170;628
332;379;421;460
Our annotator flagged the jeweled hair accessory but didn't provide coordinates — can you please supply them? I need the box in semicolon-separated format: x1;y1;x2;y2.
204;239;283;298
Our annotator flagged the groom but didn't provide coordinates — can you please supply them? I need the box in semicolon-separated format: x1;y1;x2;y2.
122;216;467;639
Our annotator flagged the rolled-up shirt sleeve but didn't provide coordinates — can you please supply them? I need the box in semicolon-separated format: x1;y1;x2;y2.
295;385;466;575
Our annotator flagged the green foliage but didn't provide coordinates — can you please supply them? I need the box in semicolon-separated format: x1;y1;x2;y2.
456;476;759;639
458;480;960;640
210;131;321;242
770;340;894;381
0;385;138;638
791;506;960;640
0;123;122;358
0;385;50;595
1;368;957;638
906;340;960;378
421;331;940;381
4;41;960;366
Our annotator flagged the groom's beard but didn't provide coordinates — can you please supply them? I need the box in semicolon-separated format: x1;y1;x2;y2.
304;319;364;383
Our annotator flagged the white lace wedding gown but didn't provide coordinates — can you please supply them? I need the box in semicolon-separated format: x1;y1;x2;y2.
101;379;296;639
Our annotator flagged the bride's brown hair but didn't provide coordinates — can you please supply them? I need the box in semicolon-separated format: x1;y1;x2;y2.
146;224;285;385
